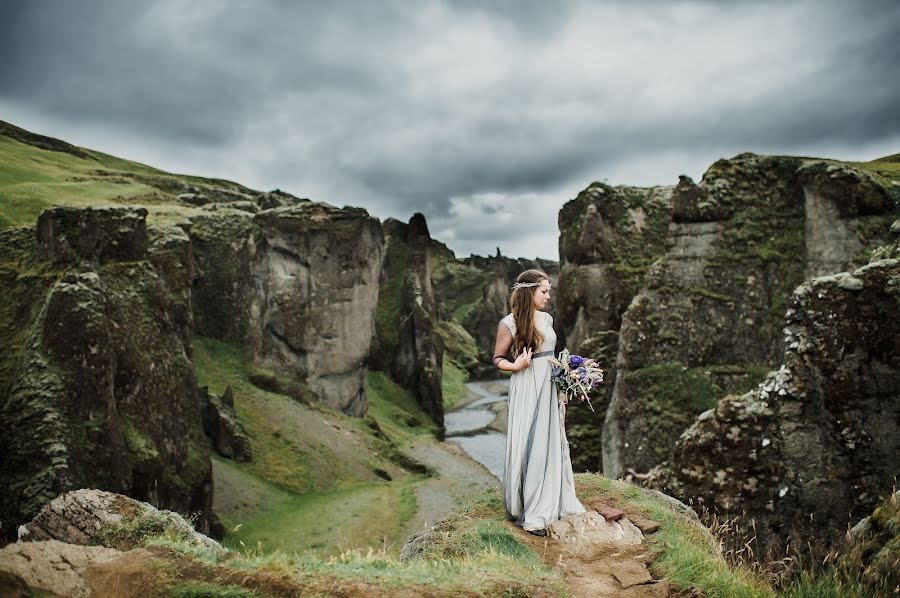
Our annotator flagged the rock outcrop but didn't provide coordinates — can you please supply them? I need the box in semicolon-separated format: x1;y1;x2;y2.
201;386;252;462
190;201;384;416
17;488;223;554
371;214;445;432
602;155;899;478
0;207;213;541
556;182;674;471
647;256;900;560
0;540;123;598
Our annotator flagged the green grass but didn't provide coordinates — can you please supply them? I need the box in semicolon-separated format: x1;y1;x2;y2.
193;337;439;557
149;486;562;596
366;370;437;441
166;582;266;598
146;475;774;596
441;359;468;409
0;128;254;229
216;458;422;556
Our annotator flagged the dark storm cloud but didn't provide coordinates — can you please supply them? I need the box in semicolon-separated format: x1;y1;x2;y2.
2;0;899;258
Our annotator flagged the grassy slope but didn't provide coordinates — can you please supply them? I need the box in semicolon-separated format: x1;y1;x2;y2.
122;474;773;596
0;131;252;228
193;337;434;557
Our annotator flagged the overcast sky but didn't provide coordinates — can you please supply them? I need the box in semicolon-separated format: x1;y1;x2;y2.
2;1;899;259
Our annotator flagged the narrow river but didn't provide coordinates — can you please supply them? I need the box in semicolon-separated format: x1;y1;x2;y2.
444;379;509;480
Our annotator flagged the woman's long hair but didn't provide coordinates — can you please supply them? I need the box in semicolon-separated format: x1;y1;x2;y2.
510;269;549;356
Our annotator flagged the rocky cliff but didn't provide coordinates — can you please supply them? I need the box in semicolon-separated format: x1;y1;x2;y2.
0;207;212;540
190;201;384;416
647;251;900;560
601;155;899;478
371;214;445;433
556;182;674;471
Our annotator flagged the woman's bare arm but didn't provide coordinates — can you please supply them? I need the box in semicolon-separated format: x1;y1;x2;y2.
493;323;532;372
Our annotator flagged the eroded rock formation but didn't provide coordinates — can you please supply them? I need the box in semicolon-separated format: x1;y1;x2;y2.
602;155;898;478
371;214;444;432
190;201;384;416
0;207;212;540
556;182;674;471
647;256;900;559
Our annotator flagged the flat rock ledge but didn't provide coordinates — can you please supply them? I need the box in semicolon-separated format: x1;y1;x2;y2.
0;540;125;598
548;511;644;559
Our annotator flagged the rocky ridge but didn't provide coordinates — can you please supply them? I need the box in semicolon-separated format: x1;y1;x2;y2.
190;200;384;416
602;154;899;479
646;253;900;559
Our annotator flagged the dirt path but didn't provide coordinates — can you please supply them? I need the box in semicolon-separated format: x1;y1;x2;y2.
400;434;498;538
508;518;674;597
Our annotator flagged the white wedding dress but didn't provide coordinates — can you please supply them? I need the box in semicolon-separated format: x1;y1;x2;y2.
501;311;585;530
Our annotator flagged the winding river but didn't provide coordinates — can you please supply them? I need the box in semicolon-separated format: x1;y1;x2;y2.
444;379;509;480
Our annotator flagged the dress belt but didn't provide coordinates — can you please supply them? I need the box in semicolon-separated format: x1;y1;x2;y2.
532;350;554;359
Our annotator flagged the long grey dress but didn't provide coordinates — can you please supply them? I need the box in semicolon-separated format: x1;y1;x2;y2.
501;311;586;531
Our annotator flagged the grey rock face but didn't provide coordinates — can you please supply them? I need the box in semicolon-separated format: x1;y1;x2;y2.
602;155;899;479
36;205;149;265
0;208;213;541
372;215;444;433
190;202;384;416
647;258;900;559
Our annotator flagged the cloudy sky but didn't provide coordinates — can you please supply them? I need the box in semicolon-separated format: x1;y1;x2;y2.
2;1;899;259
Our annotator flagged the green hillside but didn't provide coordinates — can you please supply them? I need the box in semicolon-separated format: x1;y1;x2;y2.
0;120;256;228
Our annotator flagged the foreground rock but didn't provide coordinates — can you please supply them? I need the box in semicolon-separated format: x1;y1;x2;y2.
548;511;643;559
0;208;212;540
18;489;224;554
603;155;899;478
648;257;900;560
0;540;124;598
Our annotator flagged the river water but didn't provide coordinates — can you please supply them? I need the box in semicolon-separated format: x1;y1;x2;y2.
444;379;509;480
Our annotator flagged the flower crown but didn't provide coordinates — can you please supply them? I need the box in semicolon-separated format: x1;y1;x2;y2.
511;281;551;291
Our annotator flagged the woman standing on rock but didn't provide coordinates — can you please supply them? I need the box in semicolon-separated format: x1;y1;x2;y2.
493;269;586;536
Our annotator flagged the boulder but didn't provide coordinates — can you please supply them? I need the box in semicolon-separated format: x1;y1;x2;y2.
547;511;643;559
201;386;252;462
647;258;900;560
17;489;223;554
0;540;122;598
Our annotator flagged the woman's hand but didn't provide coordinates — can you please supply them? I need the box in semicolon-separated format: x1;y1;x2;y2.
512;347;533;371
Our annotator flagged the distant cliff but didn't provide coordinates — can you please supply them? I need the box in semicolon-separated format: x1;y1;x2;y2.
371;214;445;433
190;200;383;416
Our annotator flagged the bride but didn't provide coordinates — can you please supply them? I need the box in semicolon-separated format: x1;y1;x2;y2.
492;269;586;536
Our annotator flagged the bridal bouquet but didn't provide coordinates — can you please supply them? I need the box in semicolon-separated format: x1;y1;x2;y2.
549;349;603;412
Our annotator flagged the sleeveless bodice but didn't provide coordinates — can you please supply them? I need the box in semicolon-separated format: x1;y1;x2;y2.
500;312;555;352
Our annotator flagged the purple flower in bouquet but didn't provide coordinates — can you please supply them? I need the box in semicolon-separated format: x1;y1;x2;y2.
549;348;603;412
